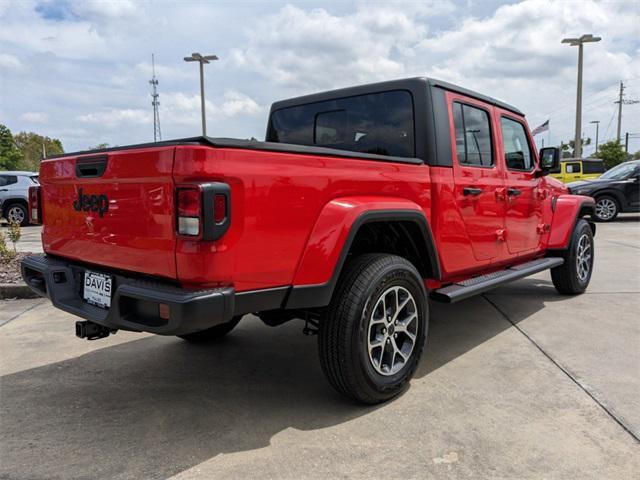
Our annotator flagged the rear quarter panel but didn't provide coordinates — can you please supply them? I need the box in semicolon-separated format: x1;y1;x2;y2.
173;146;431;291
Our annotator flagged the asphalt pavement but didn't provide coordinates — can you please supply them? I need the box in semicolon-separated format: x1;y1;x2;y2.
1;218;638;479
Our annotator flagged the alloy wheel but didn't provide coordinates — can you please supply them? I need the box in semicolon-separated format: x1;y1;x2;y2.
595;198;616;220
7;206;25;224
367;286;418;376
576;233;592;282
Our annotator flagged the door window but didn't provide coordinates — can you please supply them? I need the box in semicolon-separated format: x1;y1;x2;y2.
566;162;581;174
453;102;493;167
501;117;534;171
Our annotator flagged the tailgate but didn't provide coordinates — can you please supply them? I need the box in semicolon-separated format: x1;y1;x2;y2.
40;146;177;279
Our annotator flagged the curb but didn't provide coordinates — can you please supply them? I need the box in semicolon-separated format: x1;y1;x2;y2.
0;283;41;300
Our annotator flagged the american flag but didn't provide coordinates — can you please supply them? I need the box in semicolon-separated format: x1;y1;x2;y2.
531;120;549;136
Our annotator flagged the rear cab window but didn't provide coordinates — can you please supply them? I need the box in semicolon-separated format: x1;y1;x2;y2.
267;90;415;158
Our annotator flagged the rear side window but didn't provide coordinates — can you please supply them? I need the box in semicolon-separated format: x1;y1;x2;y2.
0;175;18;186
267;90;415;158
453;102;493;167
565;162;581;174
501;117;533;170
583;161;605;174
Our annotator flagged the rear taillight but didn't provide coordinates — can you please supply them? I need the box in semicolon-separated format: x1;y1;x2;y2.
177;187;201;236
28;186;42;224
176;183;231;240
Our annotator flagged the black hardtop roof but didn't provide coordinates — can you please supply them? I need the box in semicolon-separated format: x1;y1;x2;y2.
269;77;524;116
561;157;604;162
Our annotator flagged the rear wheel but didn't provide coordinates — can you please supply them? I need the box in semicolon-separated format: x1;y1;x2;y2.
4;203;28;226
178;315;243;343
318;254;428;404
592;196;619;222
551;219;594;295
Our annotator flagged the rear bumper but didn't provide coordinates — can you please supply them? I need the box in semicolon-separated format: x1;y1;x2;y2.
20;255;235;336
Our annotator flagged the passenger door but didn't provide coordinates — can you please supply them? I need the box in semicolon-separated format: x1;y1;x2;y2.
564;161;582;182
496;112;543;255
449;95;505;262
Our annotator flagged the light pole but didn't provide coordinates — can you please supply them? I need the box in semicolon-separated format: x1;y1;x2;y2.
184;52;218;136
562;34;601;158
589;120;600;155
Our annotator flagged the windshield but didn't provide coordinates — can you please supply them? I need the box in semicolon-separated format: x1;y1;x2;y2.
600;162;638;180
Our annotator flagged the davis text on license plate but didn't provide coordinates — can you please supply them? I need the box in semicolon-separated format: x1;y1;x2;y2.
83;271;112;308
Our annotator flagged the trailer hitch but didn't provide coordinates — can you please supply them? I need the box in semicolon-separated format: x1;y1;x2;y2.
75;321;116;340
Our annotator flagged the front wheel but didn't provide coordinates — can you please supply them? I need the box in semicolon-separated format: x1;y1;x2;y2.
551;219;594;295
318;254;428;404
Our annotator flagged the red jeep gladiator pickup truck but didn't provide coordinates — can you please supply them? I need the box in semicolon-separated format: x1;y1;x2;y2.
22;78;595;403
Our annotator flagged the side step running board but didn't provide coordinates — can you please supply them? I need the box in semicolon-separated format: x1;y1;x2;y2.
430;257;564;304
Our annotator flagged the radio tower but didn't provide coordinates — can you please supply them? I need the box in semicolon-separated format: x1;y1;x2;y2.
150;54;162;142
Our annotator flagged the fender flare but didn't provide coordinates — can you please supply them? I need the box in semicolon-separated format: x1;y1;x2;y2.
285;197;440;309
547;194;596;250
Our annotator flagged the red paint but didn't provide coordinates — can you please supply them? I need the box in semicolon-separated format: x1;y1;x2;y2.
37;100;587;294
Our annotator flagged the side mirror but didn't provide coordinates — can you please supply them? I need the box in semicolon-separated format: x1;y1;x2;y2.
536;147;560;177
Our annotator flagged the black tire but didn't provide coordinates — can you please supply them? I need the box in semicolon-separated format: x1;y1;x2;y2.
4;203;28;226
551;219;594;295
318;254;428;404
178;315;243;343
592;195;619;222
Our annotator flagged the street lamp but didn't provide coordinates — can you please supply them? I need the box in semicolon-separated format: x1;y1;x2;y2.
562;34;601;158
184;52;218;136
589;120;600;155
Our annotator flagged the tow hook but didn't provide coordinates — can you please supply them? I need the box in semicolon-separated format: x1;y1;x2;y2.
75;321;116;340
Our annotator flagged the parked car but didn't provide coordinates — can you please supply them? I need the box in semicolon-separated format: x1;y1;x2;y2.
0;171;39;226
22;77;596;404
568;159;640;221
550;158;605;183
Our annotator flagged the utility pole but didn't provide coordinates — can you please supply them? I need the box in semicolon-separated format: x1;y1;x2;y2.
562;34;601;158
625;133;629;153
150;54;162;142
184;52;218;136
590;120;600;155
615;81;640;143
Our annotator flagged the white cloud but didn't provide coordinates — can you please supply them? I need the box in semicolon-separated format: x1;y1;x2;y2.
20;112;49;123
0;53;25;72
78;108;150;127
0;0;638;154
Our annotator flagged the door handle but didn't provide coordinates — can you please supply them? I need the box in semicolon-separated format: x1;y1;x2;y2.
507;188;522;197
0;189;8;192
463;187;483;196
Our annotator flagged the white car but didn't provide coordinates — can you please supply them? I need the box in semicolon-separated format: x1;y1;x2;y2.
0;171;39;226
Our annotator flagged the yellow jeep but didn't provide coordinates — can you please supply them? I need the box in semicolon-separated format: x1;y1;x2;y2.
550;158;605;183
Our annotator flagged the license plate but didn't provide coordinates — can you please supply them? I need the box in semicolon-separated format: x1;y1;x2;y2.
83;271;113;308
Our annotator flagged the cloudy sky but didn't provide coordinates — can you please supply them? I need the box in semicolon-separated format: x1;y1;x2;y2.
1;0;639;154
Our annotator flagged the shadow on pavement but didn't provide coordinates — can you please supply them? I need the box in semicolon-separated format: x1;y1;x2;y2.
0;279;559;479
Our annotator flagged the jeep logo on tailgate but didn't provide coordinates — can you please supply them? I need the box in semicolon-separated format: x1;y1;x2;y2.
73;188;109;217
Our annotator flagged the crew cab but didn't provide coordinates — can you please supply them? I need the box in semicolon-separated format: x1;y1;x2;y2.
22;78;596;404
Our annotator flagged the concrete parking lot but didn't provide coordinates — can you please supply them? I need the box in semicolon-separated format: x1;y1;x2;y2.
1;219;639;479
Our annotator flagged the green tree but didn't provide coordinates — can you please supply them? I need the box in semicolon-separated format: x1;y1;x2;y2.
0;124;23;170
13;131;64;171
632;150;640;160
598;140;627;169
